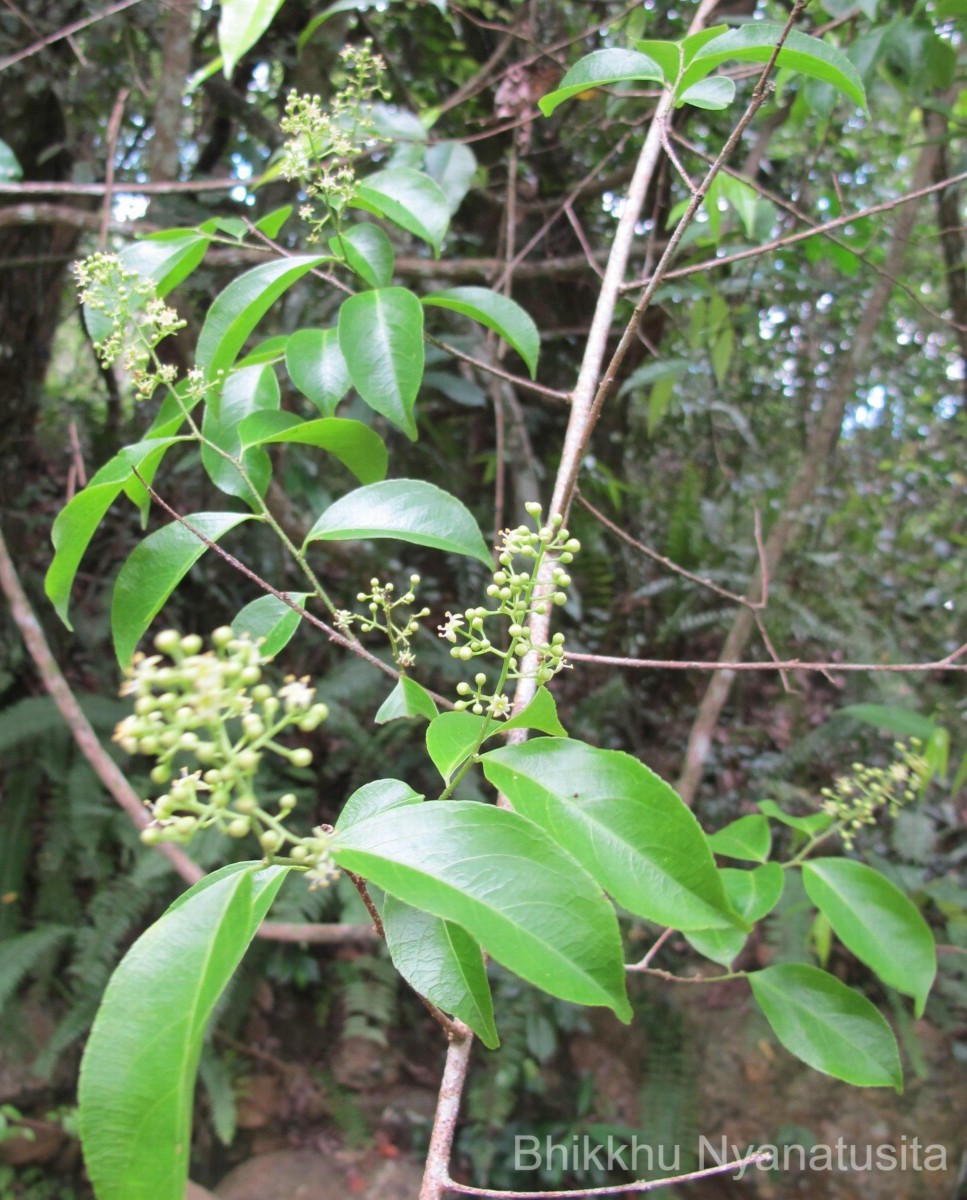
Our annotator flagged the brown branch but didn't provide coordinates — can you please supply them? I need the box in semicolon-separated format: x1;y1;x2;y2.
566;647;967;673
0;0;144;70
576;493;764;610
442;1151;774;1197
99;88;129;247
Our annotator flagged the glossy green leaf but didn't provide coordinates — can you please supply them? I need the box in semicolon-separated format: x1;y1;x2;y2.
237;334;290;367
679;25;867;111
425;141;477;214
709;814;771;863
802;858;935;1016
382;896;498;1047
837;704;938;740
482;739;744;932
334;779;423;833
304;480;492;566
238;411;388;484
375;677;439;724
331;802;632;1019
112;512;255;664
353;169;450;254
422;287;540;379
201;363;279;503
426;712;487;782
231;592;310;657
538;49;664;117
678;76;735;110
254;206;292;239
78;863;288;1200
338;287;424;438
218;0;287;76
124;231;210;297
196;256;325;380
686;863;785;967
629;39;681;84
500;687;568;737
749;964;902;1089
758;799;833;836
46;438;185;628
330;223;395;288
285;327;351;416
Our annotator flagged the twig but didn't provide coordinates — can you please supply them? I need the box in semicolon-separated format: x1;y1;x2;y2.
99;88;129;247
631;927;673;970
442;1151;774;1197
576;493;765;610
565;649;967;673
627;169;967;291
429;335;571;403
131;471;453;706
0;0;144;70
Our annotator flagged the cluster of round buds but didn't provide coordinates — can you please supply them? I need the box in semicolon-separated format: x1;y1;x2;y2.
820;740;929;849
334;575;429;669
440;502;579;716
118;628;331;878
72;253;186;400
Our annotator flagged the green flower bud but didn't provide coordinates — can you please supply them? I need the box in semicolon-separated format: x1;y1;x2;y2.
227;817;250;838
212;626;234;648
260;830;283;853
237;748;260;772
291;747;313;768
181;634;203;656
154;630;181;655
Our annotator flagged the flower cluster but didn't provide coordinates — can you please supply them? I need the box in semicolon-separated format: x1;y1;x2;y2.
117;628;335;885
280;41;388;241
440;503;579;717
820;741;930;849
73;253;186;400
334;575;429;669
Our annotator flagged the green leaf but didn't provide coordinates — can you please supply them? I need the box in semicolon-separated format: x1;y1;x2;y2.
196;256;325;380
201;363;279;504
304;480;492;566
237;334;290;367
285;328;351;416
45;438;185;628
758;799;833;836
709;814;771;863
481;739;744;932
679;24;867;111
231;592;310;657
78;864;288;1200
748;964;902;1089
331;802;632;1019
422;287;540;379
538;49;664;117
686;864;785;967
112;512;255;664
0;138;23;182
254;206;292;238
837;704;938;741
382;897;498;1048
218;0;287;76
334;779;423;833
802;858;936;1016
237;411;388;484
629;40;682;84
330;223;395;288
500;687;568;737
678;76;736;110
375;677;439;724
425;141;477;214
353;169;450;254
124;231;210;297
337;287;424;438
426;712;487;781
